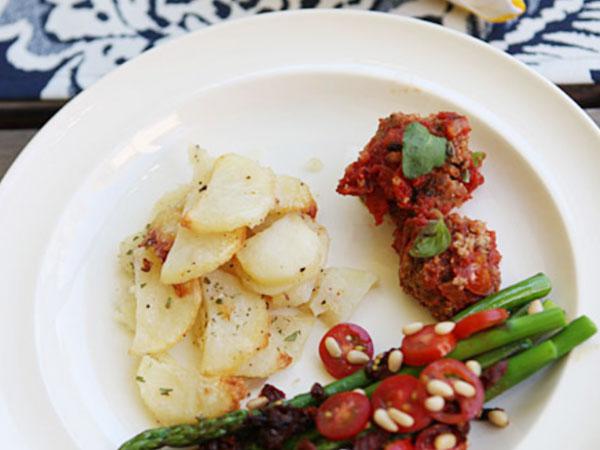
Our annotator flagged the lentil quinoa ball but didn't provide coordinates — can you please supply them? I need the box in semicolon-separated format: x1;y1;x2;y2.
337;112;484;226
337;111;501;319
394;213;502;320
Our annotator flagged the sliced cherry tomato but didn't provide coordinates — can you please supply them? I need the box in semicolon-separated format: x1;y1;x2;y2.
419;359;484;424
456;252;494;295
454;308;510;340
401;325;457;367
371;375;432;433
319;323;374;379
315;392;371;441
385;439;415;450
415;424;467;450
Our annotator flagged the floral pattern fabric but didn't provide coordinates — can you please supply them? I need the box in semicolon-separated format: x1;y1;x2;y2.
0;0;598;99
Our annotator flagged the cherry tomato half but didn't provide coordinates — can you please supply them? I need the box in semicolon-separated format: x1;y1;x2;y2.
371;375;432;433
401;325;457;367
454;308;509;340
319;323;374;379
415;424;467;450
419;359;484;424
315;392;371;441
385;439;415;450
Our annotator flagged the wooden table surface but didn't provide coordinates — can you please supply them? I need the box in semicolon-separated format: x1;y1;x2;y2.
1;109;599;181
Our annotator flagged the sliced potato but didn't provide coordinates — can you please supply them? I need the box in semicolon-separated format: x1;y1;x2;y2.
115;285;136;333
150;185;190;237
137;354;247;425
188;145;214;187
235;309;315;378
232;259;301;296
183;146;215;216
233;220;329;296
118;232;145;276
141;185;191;261
236;213;325;287
183;154;275;233
131;248;202;355
270;277;317;308
199;270;269;376
160;227;246;284
309;267;378;326
273;175;317;216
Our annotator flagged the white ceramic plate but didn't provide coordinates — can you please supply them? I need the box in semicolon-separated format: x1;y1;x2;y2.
1;10;598;450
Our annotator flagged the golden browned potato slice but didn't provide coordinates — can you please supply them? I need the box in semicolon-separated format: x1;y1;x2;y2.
130;248;202;355
183;154;275;233
137;354;247;425
160;227;246;284
198;270;269;376
236;213;327;287
273;175;316;216
309;267;378;326
234;309;315;378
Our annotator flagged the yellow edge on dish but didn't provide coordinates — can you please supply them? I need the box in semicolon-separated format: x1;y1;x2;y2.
454;0;526;23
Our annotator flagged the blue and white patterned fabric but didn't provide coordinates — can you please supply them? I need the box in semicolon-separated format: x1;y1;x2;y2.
0;0;598;99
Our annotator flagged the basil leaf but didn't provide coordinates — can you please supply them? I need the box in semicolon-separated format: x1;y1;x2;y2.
402;122;448;179
409;218;451;258
472;151;486;167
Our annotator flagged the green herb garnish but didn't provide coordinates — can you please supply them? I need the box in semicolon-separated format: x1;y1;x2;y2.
472;151;486;167
409;218;451;258
401;122;448;179
159;387;173;396
284;330;301;342
136;376;145;383
165;297;172;309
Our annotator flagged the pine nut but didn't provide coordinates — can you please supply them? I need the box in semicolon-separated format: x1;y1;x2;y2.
325;337;342;358
434;433;457;450
247;396;268;410
353;388;366;395
424;395;445;412
427;379;454;398
403;322;424;335
488;409;509;428
528;299;544;315
387;350;404;373
387;407;415;428
434;321;456;335
373;408;399;433
466;360;482;377
347;349;370;365
453;380;476;398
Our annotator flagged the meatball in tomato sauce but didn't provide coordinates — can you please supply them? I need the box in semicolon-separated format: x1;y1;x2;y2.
394;213;501;320
337;112;484;226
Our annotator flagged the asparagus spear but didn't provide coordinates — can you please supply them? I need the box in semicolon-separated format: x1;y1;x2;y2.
448;307;566;361
474;338;533;369
486;315;597;400
118;275;556;450
453;273;551;321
